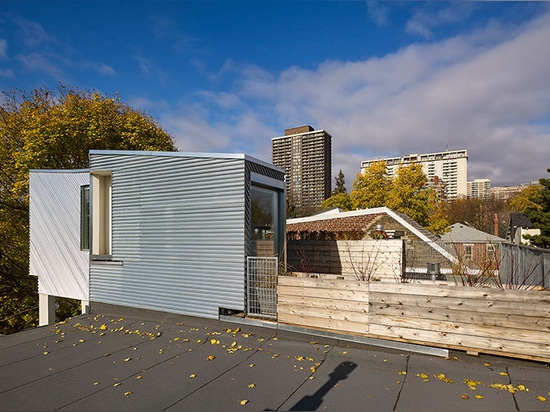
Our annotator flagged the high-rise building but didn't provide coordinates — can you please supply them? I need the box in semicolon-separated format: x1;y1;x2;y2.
468;178;492;199
272;126;332;215
360;149;468;199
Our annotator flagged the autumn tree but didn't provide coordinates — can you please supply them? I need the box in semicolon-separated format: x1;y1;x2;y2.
508;184;542;213
524;169;550;248
350;160;389;209
0;85;176;334
385;163;437;227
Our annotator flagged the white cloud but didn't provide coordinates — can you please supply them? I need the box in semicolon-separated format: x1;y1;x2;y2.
406;2;475;39
161;9;550;187
18;18;55;47
366;1;388;26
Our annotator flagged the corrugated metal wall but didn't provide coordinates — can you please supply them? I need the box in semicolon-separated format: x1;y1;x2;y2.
29;170;90;300
89;152;251;319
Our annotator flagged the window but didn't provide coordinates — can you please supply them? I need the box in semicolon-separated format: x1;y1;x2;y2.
486;244;495;261
464;244;473;263
91;171;112;258
80;185;90;250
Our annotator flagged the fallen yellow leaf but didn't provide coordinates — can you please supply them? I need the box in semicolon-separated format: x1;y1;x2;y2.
537;395;546;402
99;324;107;331
124;391;133;397
461;394;470;400
206;355;216;361
475;394;484;399
113;382;121;387
240;399;248;405
499;371;508;376
248;383;256;389
189;373;196;379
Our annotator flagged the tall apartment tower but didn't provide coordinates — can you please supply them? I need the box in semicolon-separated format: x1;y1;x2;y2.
360;149;468;199
272;126;332;215
468;178;492;199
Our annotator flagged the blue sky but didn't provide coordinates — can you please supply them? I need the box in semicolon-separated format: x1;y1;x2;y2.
1;1;549;188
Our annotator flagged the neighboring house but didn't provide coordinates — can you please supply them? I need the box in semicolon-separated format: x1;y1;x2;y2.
286;207;456;279
506;213;541;246
30;150;286;326
440;223;510;268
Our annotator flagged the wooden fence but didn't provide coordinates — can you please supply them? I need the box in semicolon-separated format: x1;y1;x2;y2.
277;276;550;362
286;239;404;281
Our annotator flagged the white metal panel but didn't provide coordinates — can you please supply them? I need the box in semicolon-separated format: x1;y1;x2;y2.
89;152;250;319
29;170;90;300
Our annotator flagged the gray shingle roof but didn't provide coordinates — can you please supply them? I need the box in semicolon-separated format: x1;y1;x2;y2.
440;223;509;244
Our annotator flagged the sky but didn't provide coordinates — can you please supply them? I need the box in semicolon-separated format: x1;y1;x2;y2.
1;1;549;189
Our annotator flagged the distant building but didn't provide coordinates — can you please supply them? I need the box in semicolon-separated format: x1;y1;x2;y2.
468;178;491;199
272;126;332;215
361;149;468;199
491;182;538;200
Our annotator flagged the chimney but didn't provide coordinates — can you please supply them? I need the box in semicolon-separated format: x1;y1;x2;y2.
494;214;499;236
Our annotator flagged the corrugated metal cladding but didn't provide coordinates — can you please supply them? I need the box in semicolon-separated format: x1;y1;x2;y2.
89;151;265;319
29;170;90;300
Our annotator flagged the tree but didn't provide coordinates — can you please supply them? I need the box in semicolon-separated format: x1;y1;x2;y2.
350;160;389;209
321;192;352;211
321;170;351;210
0;85;176;334
332;169;347;195
425;200;451;236
385;163;436;227
508;184;542;213
524;169;550;248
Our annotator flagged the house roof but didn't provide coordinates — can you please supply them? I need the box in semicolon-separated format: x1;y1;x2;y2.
440;223;509;244
286;207;456;262
509;212;535;229
88;149;284;173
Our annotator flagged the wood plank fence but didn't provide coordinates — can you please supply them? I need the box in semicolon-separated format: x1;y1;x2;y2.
286;239;404;281
277;276;550;362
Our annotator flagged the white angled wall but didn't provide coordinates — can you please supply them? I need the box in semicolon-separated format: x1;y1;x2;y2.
29;170;90;300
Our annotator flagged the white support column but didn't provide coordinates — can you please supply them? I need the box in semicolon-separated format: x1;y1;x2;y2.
39;294;56;326
81;300;90;315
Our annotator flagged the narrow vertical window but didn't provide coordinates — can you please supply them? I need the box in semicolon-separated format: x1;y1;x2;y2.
80;185;90;250
91;171;112;258
464;244;473;264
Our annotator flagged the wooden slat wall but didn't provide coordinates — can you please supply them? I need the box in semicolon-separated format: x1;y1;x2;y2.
277;277;369;335
277;277;550;362
286;239;403;280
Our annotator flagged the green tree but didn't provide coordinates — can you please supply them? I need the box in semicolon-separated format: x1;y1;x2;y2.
0;85;176;334
524;169;550;248
385;163;436;227
350;160;389;209
321;170;351;210
332;169;347;195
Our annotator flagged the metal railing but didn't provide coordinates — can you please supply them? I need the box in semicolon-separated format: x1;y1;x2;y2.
246;256;278;319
